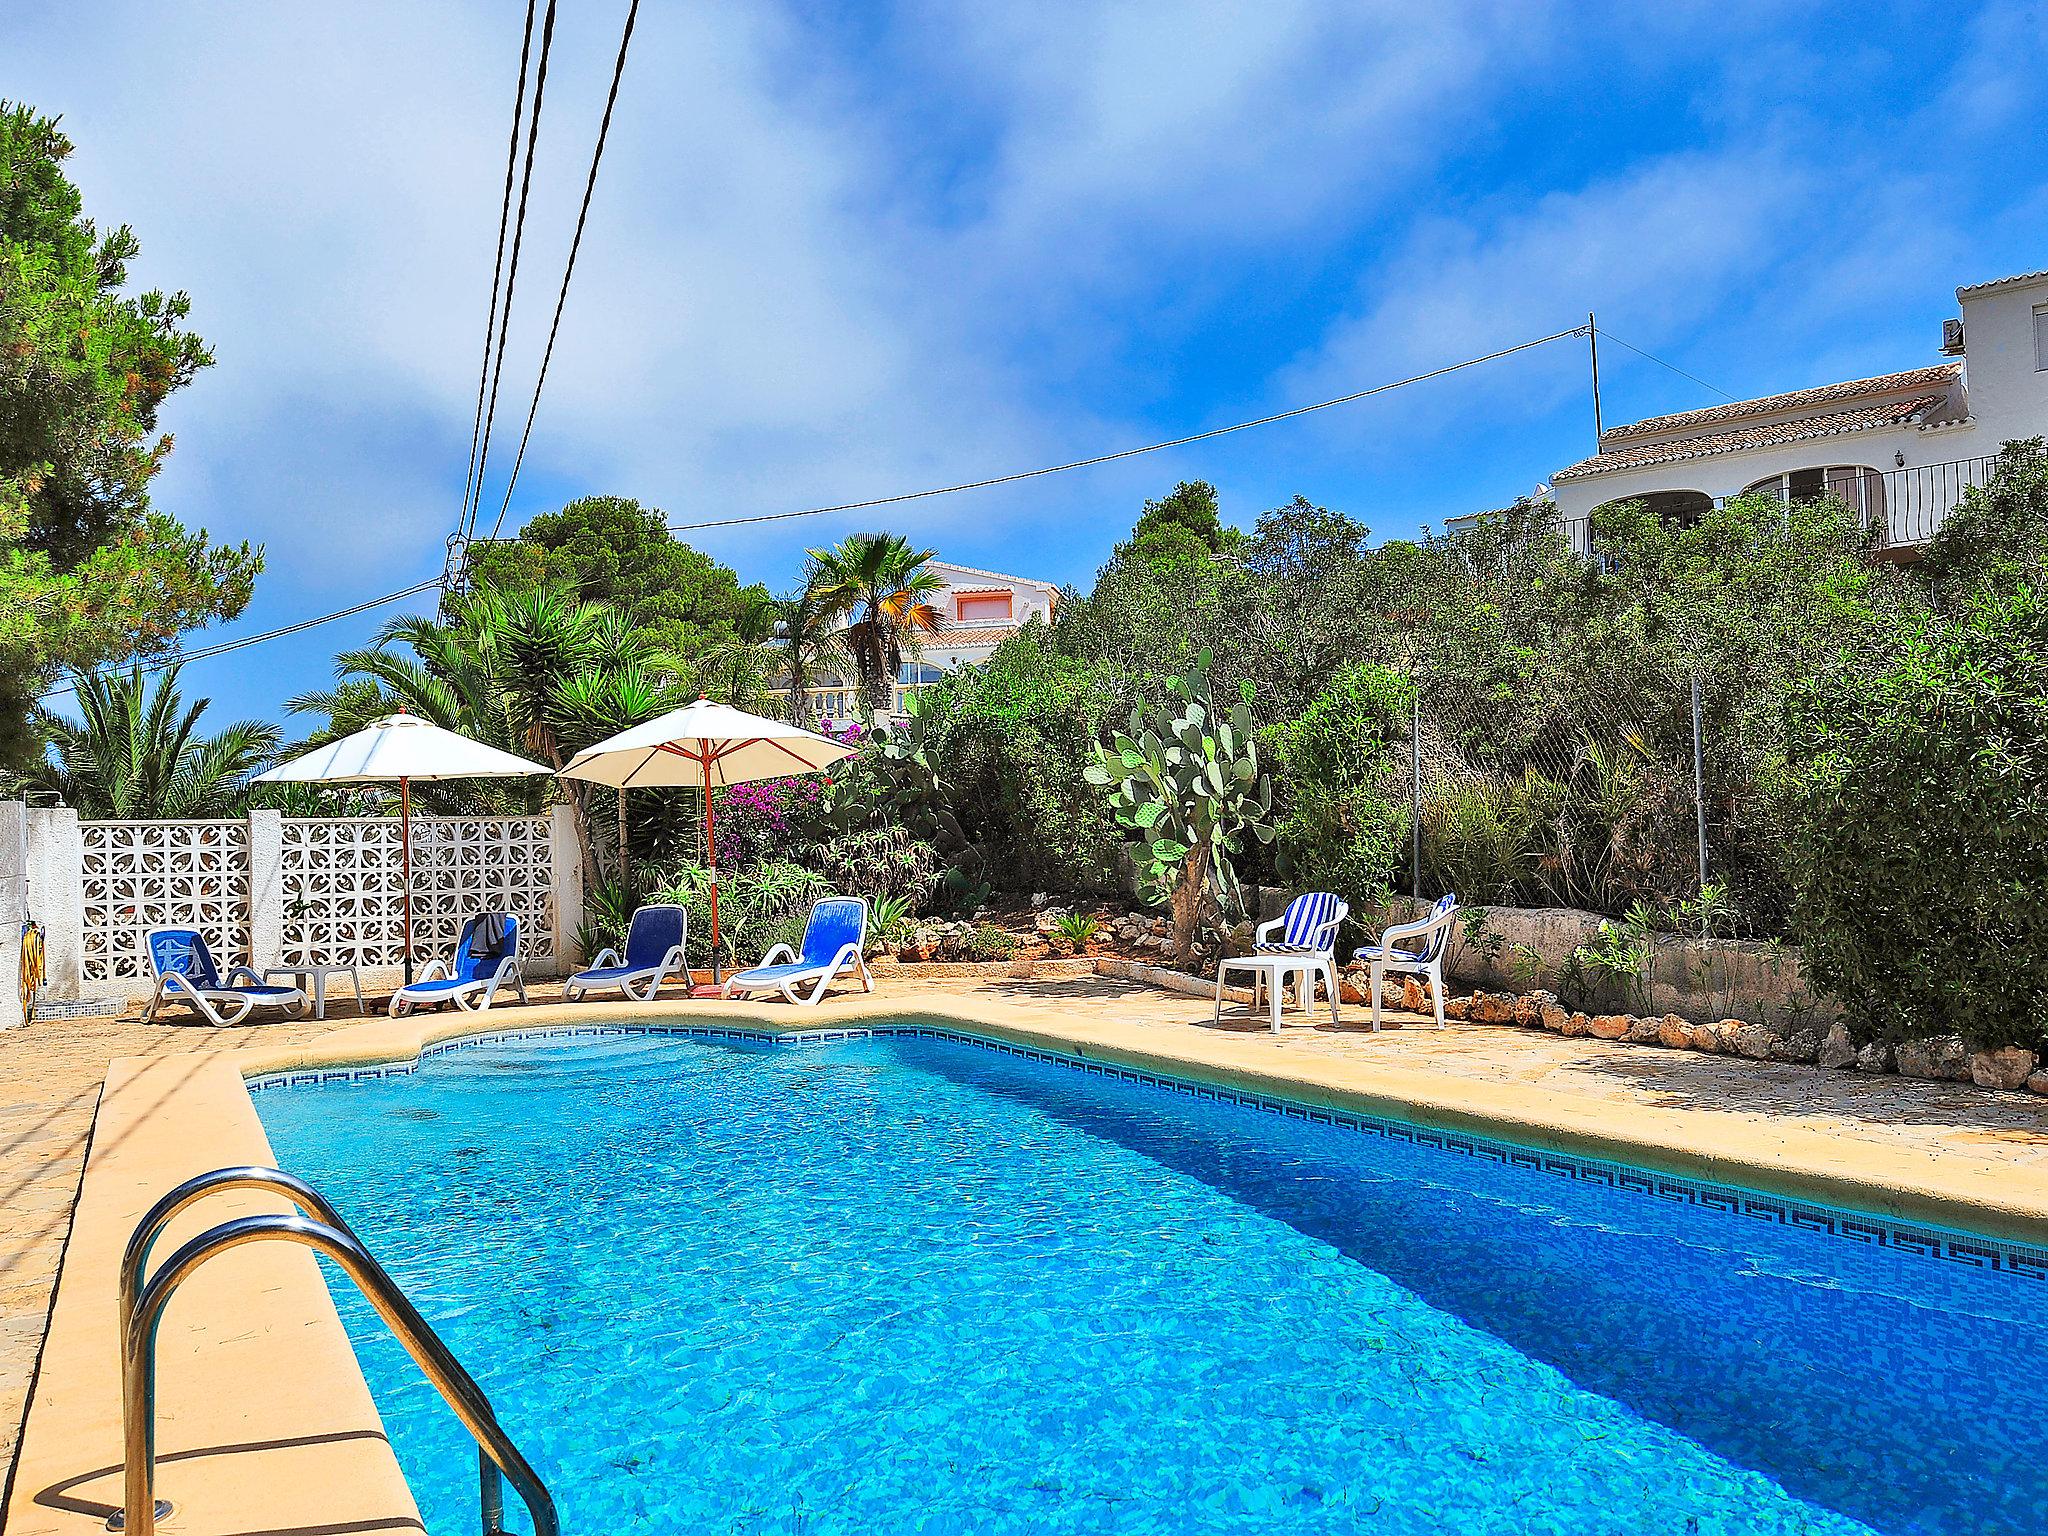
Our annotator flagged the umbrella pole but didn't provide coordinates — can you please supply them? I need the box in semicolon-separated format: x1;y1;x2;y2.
703;755;721;986
400;776;414;986
617;785;628;886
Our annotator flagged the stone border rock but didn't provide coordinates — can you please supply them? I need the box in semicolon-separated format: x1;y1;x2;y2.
1442;988;2048;1097
1093;956;2048;1099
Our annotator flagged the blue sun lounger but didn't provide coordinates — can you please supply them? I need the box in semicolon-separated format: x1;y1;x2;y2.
566;903;689;1002
389;912;528;1017
144;927;308;1025
721;896;872;1006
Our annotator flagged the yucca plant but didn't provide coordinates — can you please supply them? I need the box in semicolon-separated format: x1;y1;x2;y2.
1050;910;1102;952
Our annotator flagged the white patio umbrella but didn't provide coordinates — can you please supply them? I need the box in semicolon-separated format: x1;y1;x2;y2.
254;713;552;981
558;698;855;988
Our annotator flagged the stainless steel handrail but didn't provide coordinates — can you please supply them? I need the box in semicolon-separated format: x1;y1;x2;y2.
119;1172;558;1536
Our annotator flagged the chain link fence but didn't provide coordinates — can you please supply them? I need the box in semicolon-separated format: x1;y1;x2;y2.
1394;661;1757;930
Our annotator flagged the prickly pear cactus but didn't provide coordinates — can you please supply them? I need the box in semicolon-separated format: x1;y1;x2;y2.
1084;652;1274;967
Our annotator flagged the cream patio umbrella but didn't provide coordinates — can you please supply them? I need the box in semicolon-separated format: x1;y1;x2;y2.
254;713;552;981
557;698;855;990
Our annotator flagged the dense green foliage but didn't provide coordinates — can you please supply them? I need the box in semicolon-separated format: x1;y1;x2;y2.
289;585;686;882
0;102;261;761
28;663;279;817
657;861;833;970
1263;662;1411;914
1054;484;1919;929
465;495;766;666
1787;587;2048;1050
887;634;1121;893
1919;439;2048;611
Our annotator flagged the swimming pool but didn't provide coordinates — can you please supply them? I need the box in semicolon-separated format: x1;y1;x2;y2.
255;1027;2048;1536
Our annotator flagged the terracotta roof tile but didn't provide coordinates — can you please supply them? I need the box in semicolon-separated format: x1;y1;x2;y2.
1554;393;1949;481
1596;364;1960;445
1956;269;2048;299
928;623;1031;649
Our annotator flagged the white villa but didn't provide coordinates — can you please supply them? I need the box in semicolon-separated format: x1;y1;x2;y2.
1545;268;2048;555
792;559;1060;723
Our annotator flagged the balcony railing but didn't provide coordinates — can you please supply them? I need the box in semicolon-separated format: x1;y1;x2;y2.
1545;451;1999;560
761;682;933;724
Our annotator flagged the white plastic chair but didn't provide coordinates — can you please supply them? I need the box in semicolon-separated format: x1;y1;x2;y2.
1357;893;1459;1031
144;927;307;1026
1215;892;1348;1033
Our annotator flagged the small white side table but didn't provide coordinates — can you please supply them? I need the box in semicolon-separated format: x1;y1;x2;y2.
1214;952;1340;1033
263;963;367;1020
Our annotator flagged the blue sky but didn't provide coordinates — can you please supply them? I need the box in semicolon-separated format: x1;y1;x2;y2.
9;1;2048;729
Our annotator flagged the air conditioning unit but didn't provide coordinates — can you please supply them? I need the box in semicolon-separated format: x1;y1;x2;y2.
1940;317;1965;356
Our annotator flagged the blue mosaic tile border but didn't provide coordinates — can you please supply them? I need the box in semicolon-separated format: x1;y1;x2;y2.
245;1020;2048;1284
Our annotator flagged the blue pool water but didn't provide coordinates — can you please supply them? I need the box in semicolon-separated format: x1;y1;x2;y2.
256;1030;2048;1536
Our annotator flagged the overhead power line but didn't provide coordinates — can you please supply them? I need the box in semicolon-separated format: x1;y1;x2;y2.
37;579;443;703
462;0;561;546
663;326;1588;535
458;0;541;543
488;0;643;542
1593;327;1737;403
43;323;1591;700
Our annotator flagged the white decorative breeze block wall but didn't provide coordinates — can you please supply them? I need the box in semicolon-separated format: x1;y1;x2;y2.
7;803;582;1014
278;816;557;969
81;819;252;985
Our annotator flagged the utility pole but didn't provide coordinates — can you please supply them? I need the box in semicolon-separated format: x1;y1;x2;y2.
1588;310;1604;448
438;533;470;620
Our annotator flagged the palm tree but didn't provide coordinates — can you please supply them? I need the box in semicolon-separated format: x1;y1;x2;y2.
807;533;947;722
775;569;850;730
32;663;282;817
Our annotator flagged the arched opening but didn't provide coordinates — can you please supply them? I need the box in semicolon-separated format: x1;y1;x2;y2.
1741;465;1886;522
1591;489;1713;528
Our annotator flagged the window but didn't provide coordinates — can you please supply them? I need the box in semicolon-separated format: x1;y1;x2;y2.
2034;304;2048;372
955;591;1012;623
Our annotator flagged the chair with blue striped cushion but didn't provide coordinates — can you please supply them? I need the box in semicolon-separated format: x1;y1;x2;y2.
1254;891;1346;955
1215;892;1349;1033
1355;893;1459;1031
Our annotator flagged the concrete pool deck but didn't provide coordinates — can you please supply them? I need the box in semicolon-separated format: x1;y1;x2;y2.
6;970;2048;1535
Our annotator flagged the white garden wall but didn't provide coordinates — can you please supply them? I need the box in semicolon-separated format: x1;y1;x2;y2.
3;802;583;1019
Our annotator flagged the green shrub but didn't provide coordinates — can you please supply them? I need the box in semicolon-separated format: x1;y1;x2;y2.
1051;911;1102;950
917;635;1123;892
1786;587;2048;1049
1920;439;2048;610
802;824;938;905
1419;778;1551;906
1557;915;1653;1013
1263;662;1410;915
657;861;831;969
966;923;1018;961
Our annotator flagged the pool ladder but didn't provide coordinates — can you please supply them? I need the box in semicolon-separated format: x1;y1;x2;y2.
115;1165;559;1536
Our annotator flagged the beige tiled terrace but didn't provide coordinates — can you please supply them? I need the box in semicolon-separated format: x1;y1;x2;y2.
6;967;2048;1514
